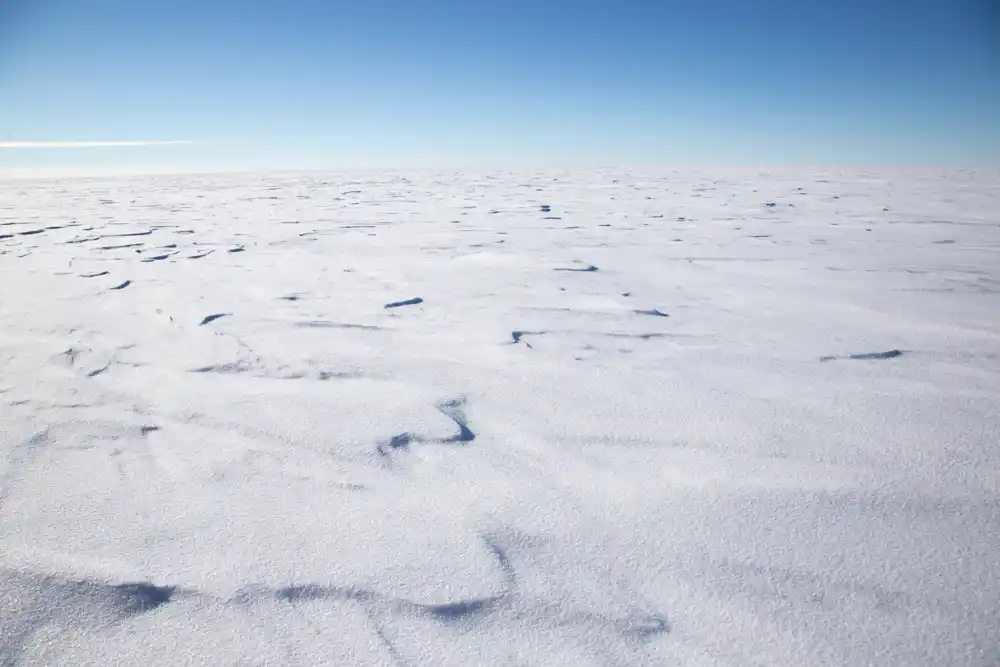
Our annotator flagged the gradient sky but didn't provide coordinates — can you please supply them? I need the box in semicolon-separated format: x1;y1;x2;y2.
1;0;998;173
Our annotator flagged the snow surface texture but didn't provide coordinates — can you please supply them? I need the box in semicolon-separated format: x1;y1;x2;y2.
1;167;999;666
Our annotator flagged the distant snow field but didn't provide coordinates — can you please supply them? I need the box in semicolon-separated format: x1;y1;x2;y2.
1;167;998;666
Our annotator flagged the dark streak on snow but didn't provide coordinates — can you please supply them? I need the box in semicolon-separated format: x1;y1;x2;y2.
108;582;175;615
512;330;547;348
605;332;668;340
271;535;510;623
554;264;599;272
437;397;476;443
384;297;424;309
86;362;111;378
377;397;477;457
97;243;143;251
0;569;179;666
199;313;230;326
231;534;667;643
380;433;415;454
140;252;177;262
100;230;153;239
820;349;904;362
192;361;253;374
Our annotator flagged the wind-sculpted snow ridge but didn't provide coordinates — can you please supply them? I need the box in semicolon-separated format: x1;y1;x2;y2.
1;167;999;666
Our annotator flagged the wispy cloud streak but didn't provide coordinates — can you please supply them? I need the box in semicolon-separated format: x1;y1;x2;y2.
0;140;193;149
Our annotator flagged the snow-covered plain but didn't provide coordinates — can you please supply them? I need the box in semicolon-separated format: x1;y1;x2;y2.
1;167;998;666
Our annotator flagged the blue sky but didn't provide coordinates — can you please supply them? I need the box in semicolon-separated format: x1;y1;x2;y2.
1;0;997;173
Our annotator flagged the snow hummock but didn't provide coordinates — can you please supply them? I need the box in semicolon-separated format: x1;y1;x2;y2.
1;167;999;666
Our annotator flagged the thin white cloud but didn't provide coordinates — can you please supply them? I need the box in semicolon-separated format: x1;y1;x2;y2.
0;140;193;149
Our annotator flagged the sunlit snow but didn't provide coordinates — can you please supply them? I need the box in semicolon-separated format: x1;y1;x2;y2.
1;167;998;666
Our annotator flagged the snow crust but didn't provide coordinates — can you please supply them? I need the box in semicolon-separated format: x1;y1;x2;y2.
1;167;998;665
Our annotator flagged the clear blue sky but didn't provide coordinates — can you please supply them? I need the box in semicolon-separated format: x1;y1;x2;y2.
1;0;998;173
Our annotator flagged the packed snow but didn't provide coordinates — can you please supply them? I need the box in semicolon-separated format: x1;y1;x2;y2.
1;167;998;666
